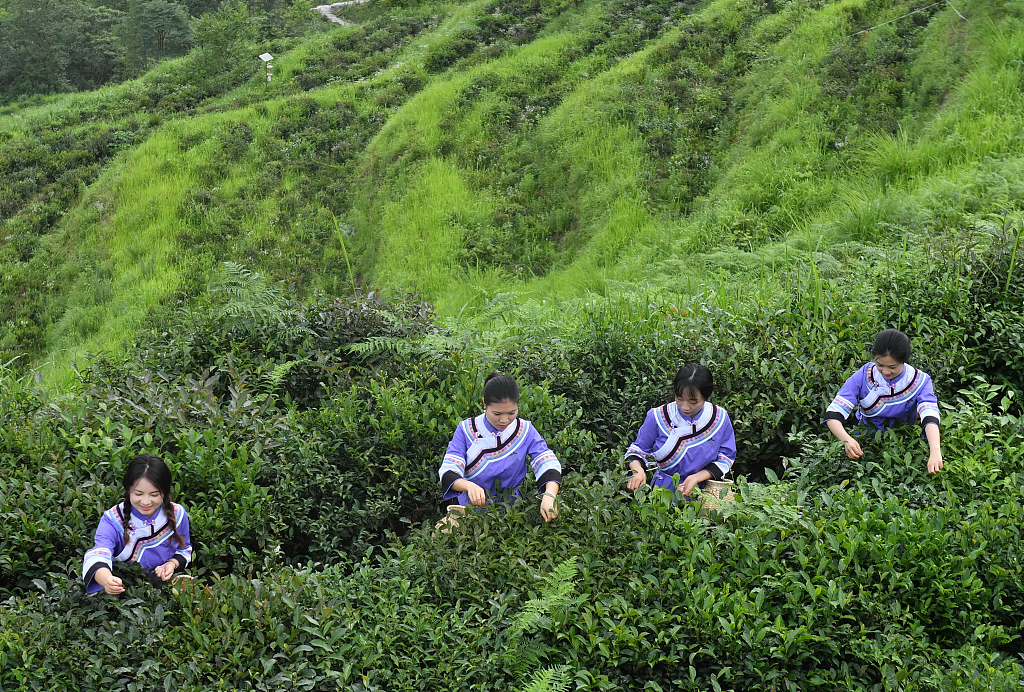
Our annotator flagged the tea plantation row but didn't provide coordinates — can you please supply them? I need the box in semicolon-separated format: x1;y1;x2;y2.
1;230;1023;688
3;426;1022;689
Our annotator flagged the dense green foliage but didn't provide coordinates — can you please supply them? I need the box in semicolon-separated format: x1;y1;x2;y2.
3;0;1024;688
3;224;1023;688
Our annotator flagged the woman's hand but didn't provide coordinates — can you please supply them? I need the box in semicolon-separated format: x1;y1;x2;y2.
540;482;559;523
843;439;863;459
95;568;125;595
925;423;943;474
540;493;558;523
827;420;862;459
678;470;711;497
450;478;487;507
154;560;177;581
464;482;486;507
627;466;647;491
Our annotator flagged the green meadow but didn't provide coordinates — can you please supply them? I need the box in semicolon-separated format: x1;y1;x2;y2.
2;0;1024;688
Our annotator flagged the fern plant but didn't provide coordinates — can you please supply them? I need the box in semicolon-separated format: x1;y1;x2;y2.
252;358;312;403
346;332;462;359
208;262;294;331
507;557;579;642
500;558;579;689
519;666;571;692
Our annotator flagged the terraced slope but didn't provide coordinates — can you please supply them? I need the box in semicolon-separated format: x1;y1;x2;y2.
1;0;1022;380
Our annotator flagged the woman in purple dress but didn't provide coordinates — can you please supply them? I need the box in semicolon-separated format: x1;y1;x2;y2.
82;454;193;594
625;363;736;496
824;328;943;474
439;373;562;523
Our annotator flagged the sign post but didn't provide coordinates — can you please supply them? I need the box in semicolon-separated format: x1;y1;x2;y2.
259;53;274;83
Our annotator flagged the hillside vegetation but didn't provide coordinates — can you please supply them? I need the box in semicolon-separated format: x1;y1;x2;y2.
2;0;1024;689
0;0;1022;375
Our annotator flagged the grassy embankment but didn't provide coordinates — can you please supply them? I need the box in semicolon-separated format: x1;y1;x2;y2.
0;0;1021;381
359;0;1024;308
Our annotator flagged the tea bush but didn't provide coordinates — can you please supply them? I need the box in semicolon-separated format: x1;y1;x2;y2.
504;225;1024;481
3;0;1024;687
0;368;286;591
4;235;1024;688
503;284;878;478
0;278;599;589
3;396;1022;690
5;227;1023;592
132;267;442;407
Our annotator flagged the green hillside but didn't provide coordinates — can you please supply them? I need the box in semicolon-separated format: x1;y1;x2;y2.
2;0;1024;689
1;0;1021;377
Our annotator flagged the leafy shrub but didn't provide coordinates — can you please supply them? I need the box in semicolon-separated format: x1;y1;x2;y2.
4;238;1024;688
265;365;596;562
504;228;1024;481
877;221;1024;390
0;364;286;592
132;265;442;407
423;31;480;73
7;426;1022;691
4;1;1024;687
288;11;439;91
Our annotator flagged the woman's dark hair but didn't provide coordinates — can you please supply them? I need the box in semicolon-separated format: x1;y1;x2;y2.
871;329;912;363
673;363;714;400
122;454;184;548
483;372;519;405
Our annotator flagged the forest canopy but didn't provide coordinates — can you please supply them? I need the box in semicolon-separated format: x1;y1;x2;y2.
0;0;309;102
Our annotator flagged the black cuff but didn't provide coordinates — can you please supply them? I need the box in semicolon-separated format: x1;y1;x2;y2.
84;562;110;586
535;469;561;490
823;411;848;423
171;555;187;571
441;471;462;494
624;455;644;470
702;462;725;481
921;416;939;429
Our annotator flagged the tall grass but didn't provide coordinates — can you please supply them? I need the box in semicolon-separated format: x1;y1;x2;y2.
356;0;1024;318
41;120;230;384
6;0;1024;382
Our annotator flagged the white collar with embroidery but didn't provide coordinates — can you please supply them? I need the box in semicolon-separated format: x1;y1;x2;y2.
869;363;916;391
668;400;713;431
472;413;519;442
128;504;166;528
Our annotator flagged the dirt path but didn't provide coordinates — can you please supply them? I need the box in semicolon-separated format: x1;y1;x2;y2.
313;0;371;25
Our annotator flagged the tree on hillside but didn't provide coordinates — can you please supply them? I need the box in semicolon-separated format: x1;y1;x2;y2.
64;2;128;88
190;2;258;79
273;0;327;38
0;0;68;96
0;0;127;100
86;0;130;10
122;0;192;68
181;0;223;16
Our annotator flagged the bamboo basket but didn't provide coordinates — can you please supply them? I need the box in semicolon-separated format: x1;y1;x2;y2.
433;505;465;535
697;479;735;513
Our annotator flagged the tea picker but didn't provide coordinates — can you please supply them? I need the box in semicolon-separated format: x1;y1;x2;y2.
438;372;563;525
624;363;737;503
82;455;193;595
824;329;944;474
